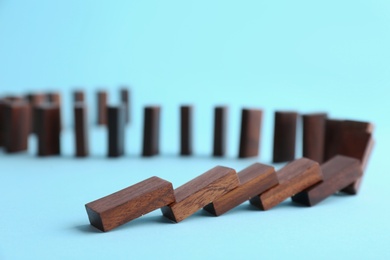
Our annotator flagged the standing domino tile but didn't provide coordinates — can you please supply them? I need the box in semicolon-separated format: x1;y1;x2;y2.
203;163;278;216
120;88;130;124
180;105;193;156
142;106;160;156
74;102;89;157
161;166;239;223
97;91;108;125
250;158;323;210
35;104;61;156
73;90;85;103
107;105;125;157
302;113;327;163
272;111;298;163
238;108;263;158
213;106;227;157
4;101;30;153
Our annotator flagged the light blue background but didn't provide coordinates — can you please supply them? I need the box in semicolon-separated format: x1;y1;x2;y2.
1;1;389;259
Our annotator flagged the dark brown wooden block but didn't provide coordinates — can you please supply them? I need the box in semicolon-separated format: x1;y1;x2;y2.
35;104;61;156
73;90;85;103
26;93;46;134
120;88;130;124
47;92;61;105
0;99;7;147
142;106;160;156
272;111;298;163
292;155;362;206
238;108;262;158
213;106;227;157
107;105;125;157
161;166;239;223
180;105;192;156
302;113;327;163
250;158;323;210
4;101;30;153
74;102;89;157
85;176;175;232
323;119;374;194
97;91;108;125
203;163;278;216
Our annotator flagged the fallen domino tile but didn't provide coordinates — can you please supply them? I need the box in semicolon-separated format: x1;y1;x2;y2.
161;166;239;223
85;176;175;232
292;155;362;206
250;158;323;210
203;163;278;216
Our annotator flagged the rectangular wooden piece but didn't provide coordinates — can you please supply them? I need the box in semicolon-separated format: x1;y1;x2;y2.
161;166;239;222
36;104;61;156
85;176;175;232
238;108;262;158
203;163;278;216
142;106;160;156
97;91;108;125
180;105;193;155
107;105;125;157
292;155;362;206
213;106;227;157
302;113;327;163
272;111;298;163
4;101;30;152
250;158;323;210
74;103;89;157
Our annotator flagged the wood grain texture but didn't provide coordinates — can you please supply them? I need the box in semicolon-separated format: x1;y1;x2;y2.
85;176;175;232
142;106;160;156
203;163;278;216
250;158;323;210
120;88;130;124
180;105;192;156
35;104;61;156
292;155;362;206
213;106;227;157
323;119;374;194
238;108;262;158
4;101;30;153
97;91;108;125
74;102;89;157
272;111;298;163
161;166;239;223
107;105;125;157
302;113;327;163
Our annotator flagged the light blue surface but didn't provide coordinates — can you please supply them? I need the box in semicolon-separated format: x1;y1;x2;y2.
1;1;390;259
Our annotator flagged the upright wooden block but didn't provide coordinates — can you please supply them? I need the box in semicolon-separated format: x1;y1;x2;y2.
74;102;89;157
120;88;130;124
85;176;175;232
213;106;227;157
323;119;374;194
203;163;278;216
107;105;125;157
250;158;323;210
302;113;327;163
36;104;61;156
292;155;362;206
272;111;298;163
142;106;160;156
47;92;61;105
0;99;7;147
161;166;239;223
73;90;85;103
180;105;192;156
4;101;30;153
97;91;108;125
238;109;262;158
26;93;46;134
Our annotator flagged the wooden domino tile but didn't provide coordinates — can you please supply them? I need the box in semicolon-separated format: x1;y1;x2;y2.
272;111;298;163
213;106;227;157
0;99;7;146
107;105;125;157
180;105;192;156
97;91;108;125
238;108;263;158
203;163;278;216
250;158;323;210
74;102;89;157
292;155;362;206
73;90;85;103
35;104;61;156
47;92;61;105
142;106;160;156
3;101;30;153
85;176;175;232
161;166;239;223
26;93;46;134
302;113;327;163
120;88;130;124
